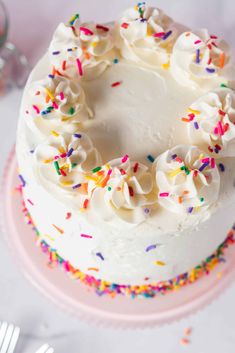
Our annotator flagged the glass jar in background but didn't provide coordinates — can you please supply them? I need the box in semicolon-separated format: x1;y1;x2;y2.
0;0;30;94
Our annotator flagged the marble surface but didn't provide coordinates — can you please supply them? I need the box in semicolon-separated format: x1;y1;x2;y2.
1;0;235;352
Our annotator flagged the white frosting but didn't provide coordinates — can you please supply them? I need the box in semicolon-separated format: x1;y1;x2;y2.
25;75;91;137
154;145;220;214
87;157;155;224
33;131;101;198
170;29;234;89
185;88;235;157
116;5;178;67
49;17;114;80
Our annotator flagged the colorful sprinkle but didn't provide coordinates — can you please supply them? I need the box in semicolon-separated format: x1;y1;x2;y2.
121;22;129;29
219;163;225;172
69;13;79;26
67;147;74;157
92;166;102;173
96;24;110;32
206;67;216;73
27;199;34;206
188;107;201;115
68;107;75;115
159;192;169;197
147;155;155;163
146;244;157;252
153;32;165;38
199;161;209;172
52;224;64;234
113;58;119;64
133;162;139;173
52;51;60;55
180;338;190;346
155;261;166;266
111;81;122;87
83;198;89;209
76;58;83;76
18;174;26;187
54;161;61;175
96;252;105;261
128;186;134;197
62;61;66;71
162;30;172;40
121;154;129;163
196;49;200;63
66;212;72;219
194;121;199;129
80;233;93;239
219;52;226;69
88;267;99;272
184;327;192;336
188;207;194;213
80;27;94;36
32;105;40;114
74;133;82;138
162;62;170;70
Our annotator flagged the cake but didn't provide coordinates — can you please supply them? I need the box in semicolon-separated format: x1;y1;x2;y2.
16;3;235;298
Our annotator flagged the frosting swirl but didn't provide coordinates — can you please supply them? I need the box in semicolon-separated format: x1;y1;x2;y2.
154;145;220;214
25;75;91;136
183;88;235;157
86;155;155;224
49;16;114;80
170;29;234;89
116;4;177;68
34;131;101;195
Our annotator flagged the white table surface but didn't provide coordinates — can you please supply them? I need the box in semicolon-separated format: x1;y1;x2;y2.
1;0;235;352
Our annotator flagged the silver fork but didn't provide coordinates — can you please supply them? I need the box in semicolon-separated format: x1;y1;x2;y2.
0;322;20;353
35;344;54;353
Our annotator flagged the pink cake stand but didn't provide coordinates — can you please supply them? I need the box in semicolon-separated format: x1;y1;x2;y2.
1;149;235;329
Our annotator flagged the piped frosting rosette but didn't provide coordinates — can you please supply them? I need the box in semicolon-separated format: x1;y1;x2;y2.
25;75;91;137
182;88;235;157
154;145;220;214
86;155;156;224
49;14;114;80
33;131;101;199
170;29;234;89
115;3;178;68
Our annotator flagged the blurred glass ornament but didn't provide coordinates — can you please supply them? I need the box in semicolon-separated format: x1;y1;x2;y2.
0;0;30;94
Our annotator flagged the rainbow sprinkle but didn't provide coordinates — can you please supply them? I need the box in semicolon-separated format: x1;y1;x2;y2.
147;155;155;163
20;192;235;298
18;174;26;187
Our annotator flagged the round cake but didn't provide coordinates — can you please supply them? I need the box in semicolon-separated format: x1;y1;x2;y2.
16;4;235;298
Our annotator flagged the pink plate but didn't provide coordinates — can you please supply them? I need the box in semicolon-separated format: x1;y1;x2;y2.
1;149;235;328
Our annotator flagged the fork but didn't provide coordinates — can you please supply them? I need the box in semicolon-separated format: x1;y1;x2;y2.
0;322;20;353
35;343;54;353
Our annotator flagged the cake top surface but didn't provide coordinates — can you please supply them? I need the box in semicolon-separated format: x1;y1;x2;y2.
18;2;235;229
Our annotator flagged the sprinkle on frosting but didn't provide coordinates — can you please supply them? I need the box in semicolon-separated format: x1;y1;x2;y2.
183;88;235;157
170;29;233;90
145;244;157;252
154;145;220;214
52;224;64;234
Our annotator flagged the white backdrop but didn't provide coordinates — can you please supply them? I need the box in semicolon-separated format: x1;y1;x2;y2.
1;0;235;352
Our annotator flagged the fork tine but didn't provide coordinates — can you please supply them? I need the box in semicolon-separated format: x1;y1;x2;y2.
0;324;14;353
0;322;8;349
6;326;20;353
